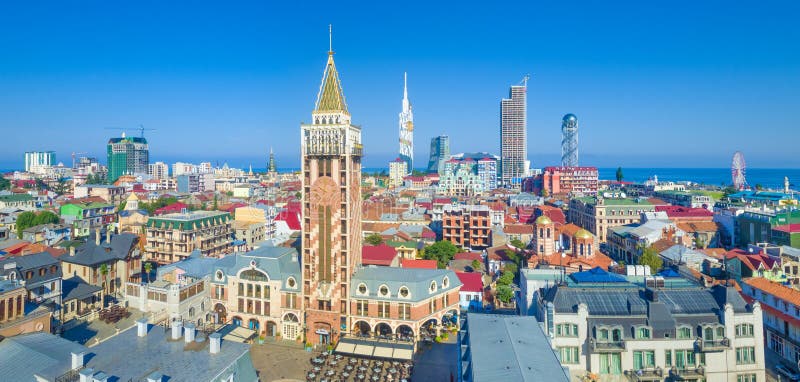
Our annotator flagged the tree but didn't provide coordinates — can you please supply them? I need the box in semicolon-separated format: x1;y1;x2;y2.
423;240;460;269
638;246;663;273
509;239;526;250
143;262;152;284
615;167;624;183
504;262;518;275
540;188;549;198
16;211;37;238
470;259;482;272
212;194;218;210
497;270;514;287
364;233;384;246
32;211;60;226
496;285;513;304
0;177;10;191
99;263;110;307
755;184;764;191
52;177;70;196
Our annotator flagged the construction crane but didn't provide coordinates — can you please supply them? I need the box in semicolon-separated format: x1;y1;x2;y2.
71;152;87;169
520;74;530;87
104;124;156;138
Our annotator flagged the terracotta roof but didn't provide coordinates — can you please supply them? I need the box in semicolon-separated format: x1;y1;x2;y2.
275;210;301;231
650;239;677;254
744;277;800;305
503;224;533;235
362;222;401;233
655;205;713;218
361;244;397;266
726;250;779;271
560;223;583;238
676;221;721;233
456;272;484;293
154;202;188;215
699;248;727;259
401;259;437;269
535;251;613;270
454;252;483;261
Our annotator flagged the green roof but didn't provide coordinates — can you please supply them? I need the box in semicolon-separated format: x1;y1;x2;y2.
0;194;34;202
385;240;417;248
574;196;652;206
147;211;230;231
314;54;349;114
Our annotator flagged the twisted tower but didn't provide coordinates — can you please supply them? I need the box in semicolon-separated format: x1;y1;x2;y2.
561;114;578;167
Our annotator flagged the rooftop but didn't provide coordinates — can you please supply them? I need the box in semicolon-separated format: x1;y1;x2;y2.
0;332;87;381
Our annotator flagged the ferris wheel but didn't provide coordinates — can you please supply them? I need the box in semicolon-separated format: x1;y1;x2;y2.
731;151;748;190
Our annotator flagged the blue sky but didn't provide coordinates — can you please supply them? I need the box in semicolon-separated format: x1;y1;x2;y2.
1;0;798;170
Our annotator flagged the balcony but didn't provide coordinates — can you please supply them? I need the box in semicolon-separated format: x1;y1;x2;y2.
624;368;664;381
589;338;625;352
669;366;704;380
694;337;730;352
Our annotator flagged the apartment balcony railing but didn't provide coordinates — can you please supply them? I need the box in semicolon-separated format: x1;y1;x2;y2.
669;366;704;379
589;338;626;353
694;337;730;352
624;367;664;382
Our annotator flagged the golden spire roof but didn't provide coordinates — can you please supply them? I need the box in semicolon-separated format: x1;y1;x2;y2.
314;52;349;114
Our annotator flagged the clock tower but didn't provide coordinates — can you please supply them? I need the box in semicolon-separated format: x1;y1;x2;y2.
301;37;363;345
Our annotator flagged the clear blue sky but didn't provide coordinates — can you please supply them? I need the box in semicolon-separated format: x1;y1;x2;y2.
1;0;798;170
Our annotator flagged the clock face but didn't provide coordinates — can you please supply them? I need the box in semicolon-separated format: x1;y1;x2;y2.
310;176;340;208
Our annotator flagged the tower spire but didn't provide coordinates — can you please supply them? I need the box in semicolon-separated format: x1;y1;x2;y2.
403;72;408;101
328;24;333;54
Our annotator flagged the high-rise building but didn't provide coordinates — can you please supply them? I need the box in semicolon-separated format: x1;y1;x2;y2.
148;161;169;180
388;158;408;188
24;151;55;173
107;134;149;182
500;79;527;186
268;147;277;173
398;72;414;174
301;42;363;345
426;135;450;174
561;113;578;167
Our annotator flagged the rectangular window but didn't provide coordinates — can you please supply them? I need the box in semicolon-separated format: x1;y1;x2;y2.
399;303;411;320
675;350;696;368
356;300;368;316
378;301;390;318
665;350;672;367
635;327;651;339
737;374;757;382
736;347;756;365
599;353;622;375
736;324;754;337
633;351;655;370
558;347;580;364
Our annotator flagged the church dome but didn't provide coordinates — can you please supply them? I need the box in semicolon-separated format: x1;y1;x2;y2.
575;229;593;240
535;215;552;225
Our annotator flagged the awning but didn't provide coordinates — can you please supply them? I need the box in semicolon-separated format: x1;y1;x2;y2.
373;346;393;358
335;342;356;354
218;324;257;343
353;344;374;356
393;349;413;361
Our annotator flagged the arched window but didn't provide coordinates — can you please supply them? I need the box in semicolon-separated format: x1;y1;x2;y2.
612;328;622;342
634;326;651;339
379;285;389;297
597;328;609;341
357;283;368;295
240;269;269;282
429;281;437;293
399;286;410;299
287;277;296;288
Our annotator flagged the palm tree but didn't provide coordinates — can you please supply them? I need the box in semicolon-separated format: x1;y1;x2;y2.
143;262;152;284
99;263;109;307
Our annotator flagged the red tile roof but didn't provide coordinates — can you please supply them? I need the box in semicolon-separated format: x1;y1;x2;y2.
155;202;189;215
655;205;713;218
361;244;398;266
744;277;800;306
503;224;533;235
454;252;483;261
401;259;438;269
456;272;484;293
275;210;301;231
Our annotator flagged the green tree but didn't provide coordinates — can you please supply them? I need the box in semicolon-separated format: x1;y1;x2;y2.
52;177;70;196
497;270;514;287
496;285;513;304
117;200;127;212
16;211;37;238
0;177;10;191
423;240;460;269
470;259;482;272
638;246;663;273
540;188;549;198
213;195;219;210
755;184;764;191
32;211;60;226
99;263;110;307
364;233;384;246
615;167;624;182
509;239;526;250
504;262;518;275
143;262;152;284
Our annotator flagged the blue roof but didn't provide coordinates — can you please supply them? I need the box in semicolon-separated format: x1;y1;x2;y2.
657;269;682;278
570;267;627;283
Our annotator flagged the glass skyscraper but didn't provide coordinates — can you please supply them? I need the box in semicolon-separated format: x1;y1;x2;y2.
426;135;450;174
500;81;527;186
107;134;149;182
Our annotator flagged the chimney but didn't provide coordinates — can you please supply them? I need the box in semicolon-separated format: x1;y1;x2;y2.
70;246;75;256
209;332;221;354
106;227;111;243
136;317;148;337
171;320;183;340
184;322;196;343
79;368;94;382
92;371;109;382
95;228;101;246
146;372;163;382
71;351;85;369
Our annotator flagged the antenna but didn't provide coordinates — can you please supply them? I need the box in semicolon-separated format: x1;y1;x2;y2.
521;74;530;87
329;24;333;53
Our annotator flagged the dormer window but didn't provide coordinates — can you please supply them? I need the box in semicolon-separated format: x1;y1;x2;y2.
677;326;692;339
399;286;410;299
287;277;296;288
634;326;652;339
379;285;389;297
215;270;224;281
429;281;437;293
357;283;368;295
442;277;449;288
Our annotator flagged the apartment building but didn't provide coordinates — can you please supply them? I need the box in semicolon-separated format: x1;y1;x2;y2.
568;196;658;242
144;211;233;264
442;204;492;250
742;277;800;373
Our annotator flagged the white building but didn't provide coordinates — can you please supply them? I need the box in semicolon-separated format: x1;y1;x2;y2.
389;158;408;188
24;151;55;173
148;161;169;179
538;268;766;382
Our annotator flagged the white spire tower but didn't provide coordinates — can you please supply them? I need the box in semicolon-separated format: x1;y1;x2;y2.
398;72;414;174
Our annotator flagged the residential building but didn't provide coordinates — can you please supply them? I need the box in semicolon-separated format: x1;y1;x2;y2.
73;184;126;203
0;194;37;210
742;277;800;372
539;267;766;382
568;196;658;242
389;158;408;188
144;211;233;264
0;252;63;319
523;166;599;196
361;244;400;267
21;223;72;246
398;72;414;174
459;314;569;382
208;246;302;338
500;81;527;186
60;276;103;323
654;190;713;209
107;134;149;182
455;272;483;311
426;135;450;175
725;249;786;282
0;278;52;338
118;192;149;233
24;151;55;173
59;201;115;238
438;153;499;196
176;173;214;193
738;209;800;247
148;161;169;179
60;231;142;304
300;46;363;346
442;204;492;250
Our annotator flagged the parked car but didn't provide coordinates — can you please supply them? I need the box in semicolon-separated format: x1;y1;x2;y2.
776;364;800;381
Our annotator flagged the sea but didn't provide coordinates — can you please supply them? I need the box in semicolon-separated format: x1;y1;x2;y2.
5;167;798;191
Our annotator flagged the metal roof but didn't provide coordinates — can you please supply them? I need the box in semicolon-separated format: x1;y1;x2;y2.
351;266;461;303
0;332;88;381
